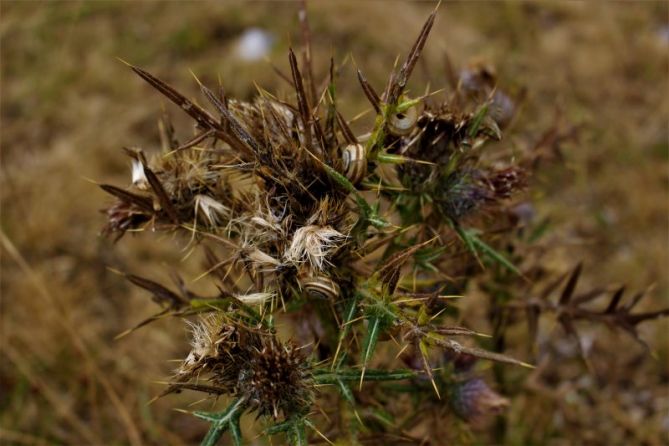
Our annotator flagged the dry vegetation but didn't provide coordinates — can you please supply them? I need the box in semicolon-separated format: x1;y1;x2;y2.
1;2;668;445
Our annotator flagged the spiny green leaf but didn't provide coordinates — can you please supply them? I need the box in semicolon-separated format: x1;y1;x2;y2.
229;415;243;446
313;368;417;383
289;418;308;446
195;398;247;446
336;379;355;405
360;314;382;384
455;226;521;276
333;293;361;368
200;425;227;446
319;161;389;229
468;103;489;138
265;419;294;435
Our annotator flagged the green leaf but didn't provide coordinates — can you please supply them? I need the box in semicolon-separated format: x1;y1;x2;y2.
313;368;417;384
414;246;447;270
333;293;361;368
200;425;227;446
455;226;521;276
229;415;243;446
527;218;551;243
196;398;248;446
265;420;294;435
337;378;355;405
189;297;234;311
289;418;308;446
360;314;382;379
396;96;422;113
468;103;489;138
367;407;395;427
377;152;405;165
319;161;389;229
189;298;262;325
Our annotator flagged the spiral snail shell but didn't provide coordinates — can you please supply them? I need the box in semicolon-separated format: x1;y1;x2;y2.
300;274;340;300
388;105;418;137
341;143;367;184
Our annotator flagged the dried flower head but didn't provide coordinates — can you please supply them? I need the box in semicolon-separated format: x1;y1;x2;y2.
237;338;312;419
176;315;312;420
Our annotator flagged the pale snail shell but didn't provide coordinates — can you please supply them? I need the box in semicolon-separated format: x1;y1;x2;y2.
341;143;367;184
388;105;418;137
301;275;341;300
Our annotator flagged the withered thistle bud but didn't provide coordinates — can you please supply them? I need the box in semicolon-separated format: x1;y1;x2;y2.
450;377;509;427
101;199;150;239
488;167;526;199
435;170;493;221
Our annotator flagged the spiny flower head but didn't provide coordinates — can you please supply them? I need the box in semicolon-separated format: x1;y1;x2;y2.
237;337;312;419
177;315;312;420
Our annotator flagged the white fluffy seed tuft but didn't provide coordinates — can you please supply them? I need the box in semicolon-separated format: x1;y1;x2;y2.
131;159;149;190
235;292;274;305
195;194;229;226
284;225;347;270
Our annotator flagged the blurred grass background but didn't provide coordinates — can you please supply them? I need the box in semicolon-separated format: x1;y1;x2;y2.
1;1;667;445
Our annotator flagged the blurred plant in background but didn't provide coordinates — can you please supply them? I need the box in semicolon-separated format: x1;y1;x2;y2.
96;4;668;445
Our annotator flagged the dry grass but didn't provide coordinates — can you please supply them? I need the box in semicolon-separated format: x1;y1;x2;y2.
1;1;667;444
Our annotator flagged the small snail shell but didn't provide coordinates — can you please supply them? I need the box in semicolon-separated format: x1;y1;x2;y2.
301;275;340;300
388;106;418;137
342;143;367;184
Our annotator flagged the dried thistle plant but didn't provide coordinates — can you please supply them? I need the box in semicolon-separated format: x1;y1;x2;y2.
99;4;668;445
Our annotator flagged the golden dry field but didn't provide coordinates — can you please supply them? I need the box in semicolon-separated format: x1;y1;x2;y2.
1;1;668;445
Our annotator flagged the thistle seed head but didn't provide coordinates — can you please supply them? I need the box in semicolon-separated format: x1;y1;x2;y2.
237;338;312;419
179;314;233;375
